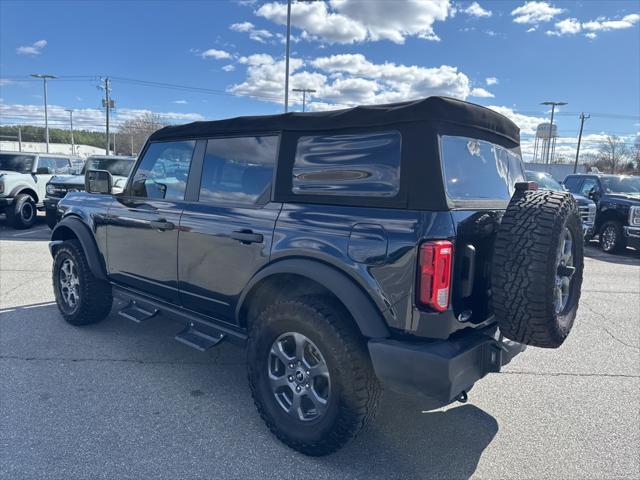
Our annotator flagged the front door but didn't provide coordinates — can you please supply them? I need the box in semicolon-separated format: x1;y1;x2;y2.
178;135;280;323
107;140;197;304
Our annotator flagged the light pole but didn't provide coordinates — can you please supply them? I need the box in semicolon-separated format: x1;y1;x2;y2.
31;73;56;152
573;113;590;173
292;88;316;112
284;0;292;112
541;101;567;164
65;109;75;156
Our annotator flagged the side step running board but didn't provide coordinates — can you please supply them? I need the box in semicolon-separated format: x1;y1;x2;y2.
118;301;159;323
175;325;225;351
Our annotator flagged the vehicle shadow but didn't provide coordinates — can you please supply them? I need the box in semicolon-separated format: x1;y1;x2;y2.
1;302;498;480
0;214;50;241
584;243;640;266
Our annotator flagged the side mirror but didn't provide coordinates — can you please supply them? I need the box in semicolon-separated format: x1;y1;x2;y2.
85;169;113;194
36;166;51;174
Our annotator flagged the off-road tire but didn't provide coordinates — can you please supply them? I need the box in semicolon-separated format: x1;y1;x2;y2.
247;295;381;456
52;240;113;325
599;220;626;254
492;189;584;348
7;193;37;229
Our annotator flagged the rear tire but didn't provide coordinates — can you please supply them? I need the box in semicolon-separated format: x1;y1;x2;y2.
52;240;113;325
247;295;380;456
7;193;37;229
492;189;584;348
599;220;626;254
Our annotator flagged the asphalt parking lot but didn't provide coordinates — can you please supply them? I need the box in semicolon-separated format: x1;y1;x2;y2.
1;214;639;480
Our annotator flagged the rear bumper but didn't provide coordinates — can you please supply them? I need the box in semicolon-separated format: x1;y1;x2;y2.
368;325;525;404
624;226;640;249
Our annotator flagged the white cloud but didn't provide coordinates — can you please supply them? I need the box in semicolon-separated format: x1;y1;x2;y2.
172;100;188;105
0;100;204;131
222;64;236;72
582;13;640;32
546;13;639;37
256;0;451;44
511;2;564;25
0;78;16;86
201;48;232;60
464;2;492;18
470;87;494;98
486;77;498;86
231;52;477;107
546;17;581;36
526;27;537;32
486;106;547;135
230;21;273;43
16;39;47;56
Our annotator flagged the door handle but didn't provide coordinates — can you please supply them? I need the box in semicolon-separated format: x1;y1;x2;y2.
230;230;263;244
150;219;175;231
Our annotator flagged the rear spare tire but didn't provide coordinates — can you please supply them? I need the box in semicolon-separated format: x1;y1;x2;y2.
492;188;583;348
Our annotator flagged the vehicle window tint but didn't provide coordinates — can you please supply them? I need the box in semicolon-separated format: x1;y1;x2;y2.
292;132;401;197
440;136;524;201
131;141;195;200
563;176;581;193
579;178;597;196
199;136;278;205
55;158;71;174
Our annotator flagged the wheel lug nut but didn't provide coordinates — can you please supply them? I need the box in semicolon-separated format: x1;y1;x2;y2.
305;383;310;388
295;386;301;392
288;375;294;382
289;363;294;369
306;371;310;375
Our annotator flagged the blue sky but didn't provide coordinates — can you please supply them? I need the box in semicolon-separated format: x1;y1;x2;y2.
0;0;638;160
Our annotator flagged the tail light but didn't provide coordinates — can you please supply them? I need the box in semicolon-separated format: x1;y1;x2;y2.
418;240;453;312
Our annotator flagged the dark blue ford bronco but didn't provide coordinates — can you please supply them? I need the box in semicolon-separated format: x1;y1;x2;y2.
49;97;584;455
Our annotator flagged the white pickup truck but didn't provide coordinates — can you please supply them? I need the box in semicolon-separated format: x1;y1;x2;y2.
0;151;74;229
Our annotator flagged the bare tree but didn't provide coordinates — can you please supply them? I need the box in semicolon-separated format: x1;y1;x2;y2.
114;113;167;156
597;135;629;174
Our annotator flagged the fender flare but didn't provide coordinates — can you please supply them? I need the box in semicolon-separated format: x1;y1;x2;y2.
9;184;39;203
51;217;107;280
237;258;391;339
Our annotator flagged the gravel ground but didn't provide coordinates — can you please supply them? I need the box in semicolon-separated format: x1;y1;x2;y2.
1;215;639;480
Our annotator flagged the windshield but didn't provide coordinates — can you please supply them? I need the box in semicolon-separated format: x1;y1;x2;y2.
0;154;35;173
82;158;134;177
440;135;524;201
601;176;640;195
526;171;563;191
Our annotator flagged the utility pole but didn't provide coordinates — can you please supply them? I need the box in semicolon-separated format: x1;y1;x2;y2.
113;133;117;155
541;101;567;165
284;0;292;112
130;134;134;156
65;109;75;156
292;88;316;112
101;77;114;155
573;113;590;173
18;127;22;152
31;73;56;152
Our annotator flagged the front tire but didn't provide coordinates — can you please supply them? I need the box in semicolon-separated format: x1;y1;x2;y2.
52;240;113;325
247;296;380;456
599;220;626;253
7;193;37;229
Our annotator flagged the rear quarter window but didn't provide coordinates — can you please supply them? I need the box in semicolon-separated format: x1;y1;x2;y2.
440;135;524;201
292;131;401;197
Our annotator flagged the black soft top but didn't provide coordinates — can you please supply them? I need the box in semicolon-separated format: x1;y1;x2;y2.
149;96;520;144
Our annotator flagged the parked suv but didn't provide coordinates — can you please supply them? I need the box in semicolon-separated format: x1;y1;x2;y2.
44;155;135;228
563;173;640;253
525;170;596;238
0;151;73;228
49;97;583;455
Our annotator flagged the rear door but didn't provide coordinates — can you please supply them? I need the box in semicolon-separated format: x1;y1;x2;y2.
107;140;199;304
178;135;280;323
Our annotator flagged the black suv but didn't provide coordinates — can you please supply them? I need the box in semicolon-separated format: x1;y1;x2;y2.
563;174;640;253
49;97;583;455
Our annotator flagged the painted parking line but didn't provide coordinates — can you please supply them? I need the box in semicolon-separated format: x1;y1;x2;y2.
10;228;49;238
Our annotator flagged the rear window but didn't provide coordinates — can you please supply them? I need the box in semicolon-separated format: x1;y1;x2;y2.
440;135;524;201
292;131;401;197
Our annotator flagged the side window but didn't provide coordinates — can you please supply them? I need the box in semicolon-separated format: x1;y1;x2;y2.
292;131;401;197
38;157;71;174
131;141;195;200
55;158;71;174
37;157;56;173
199;136;278;205
579;178;597;196
563;176;581;193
